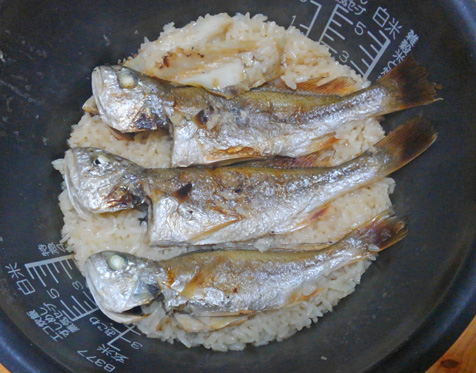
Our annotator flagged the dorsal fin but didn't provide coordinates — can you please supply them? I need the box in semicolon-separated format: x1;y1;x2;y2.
296;77;358;96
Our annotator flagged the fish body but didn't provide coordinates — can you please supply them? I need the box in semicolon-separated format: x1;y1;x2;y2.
83;211;407;329
92;58;438;167
63;118;436;247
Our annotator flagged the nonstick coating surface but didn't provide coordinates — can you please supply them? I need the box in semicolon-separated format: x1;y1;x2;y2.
0;1;475;372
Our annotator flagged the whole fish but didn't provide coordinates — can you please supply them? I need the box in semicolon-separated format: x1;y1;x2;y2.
63;118;435;247
92;58;438;167
83;210;407;331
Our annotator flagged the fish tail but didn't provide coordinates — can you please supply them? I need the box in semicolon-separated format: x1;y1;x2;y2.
373;117;437;175
350;210;408;253
378;57;440;113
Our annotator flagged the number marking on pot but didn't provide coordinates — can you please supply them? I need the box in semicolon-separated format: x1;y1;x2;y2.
318;4;390;79
24;254;99;321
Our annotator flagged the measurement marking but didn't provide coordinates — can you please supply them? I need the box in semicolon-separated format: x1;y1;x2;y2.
107;325;138;351
361;30;390;79
25;254;74;268
319;5;353;51
331;20;342;28
61;298;98;321
328;26;345;40
39;265;47;277
297;1;321;37
29;267;46;286
45;265;58;283
51;262;60;273
25;254;74;286
60;300;76;318
72;296;88;313
350;61;364;76
60;261;73;279
69;307;97;321
368;30;385;47
324;44;337;54
336;13;352;25
360;45;374;60
84;302;95;311
82;291;96;305
371;44;379;53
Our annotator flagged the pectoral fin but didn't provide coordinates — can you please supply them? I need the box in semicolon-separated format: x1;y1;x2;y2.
188;218;241;243
174;313;251;332
296;77;358;96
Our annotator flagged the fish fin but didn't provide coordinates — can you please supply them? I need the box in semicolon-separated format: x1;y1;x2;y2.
269;139;338;168
295;133;339;157
286;287;325;306
348;209;408;253
246;134;338;169
82;96;99;115
174;313;250;332
293;205;330;230
272;205;330;235
107;126;136;141
296;77;358;96
264;77;298;91
377;57;441;113
373;117;437;174
188;218;241;243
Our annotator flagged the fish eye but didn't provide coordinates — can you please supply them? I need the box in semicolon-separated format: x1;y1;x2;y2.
118;69;139;89
91;154;111;167
108;254;127;271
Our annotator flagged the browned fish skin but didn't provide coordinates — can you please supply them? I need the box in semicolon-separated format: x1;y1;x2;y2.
63;118;436;247
83;210;407;324
92;58;439;166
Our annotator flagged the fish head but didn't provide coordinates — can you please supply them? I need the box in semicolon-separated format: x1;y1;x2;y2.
64;147;148;216
92;65;172;132
84;251;161;317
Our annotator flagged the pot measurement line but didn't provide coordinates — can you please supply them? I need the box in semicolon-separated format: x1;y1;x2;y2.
350;30;390;79
318;4;391;79
107;325;141;351
319;5;353;54
61;295;98;322
22;254;100;322
292;0;322;37
25;254;74;287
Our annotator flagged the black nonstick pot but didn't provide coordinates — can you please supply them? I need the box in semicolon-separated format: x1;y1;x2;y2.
1;1;476;372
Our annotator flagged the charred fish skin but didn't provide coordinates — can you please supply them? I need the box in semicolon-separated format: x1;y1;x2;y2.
92;66;175;133
83;211;407;325
63;118;436;246
92;58;438;167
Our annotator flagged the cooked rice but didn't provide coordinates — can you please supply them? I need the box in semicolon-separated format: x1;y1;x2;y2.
59;13;394;351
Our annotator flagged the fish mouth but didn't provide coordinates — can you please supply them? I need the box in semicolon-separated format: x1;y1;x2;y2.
84;262;146;323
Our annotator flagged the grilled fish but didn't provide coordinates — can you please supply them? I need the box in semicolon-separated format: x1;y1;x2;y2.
92;58;438;167
83;210;407;330
63;118;435;247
